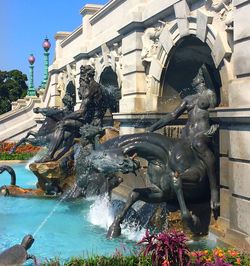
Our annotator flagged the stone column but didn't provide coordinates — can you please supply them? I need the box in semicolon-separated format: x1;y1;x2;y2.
118;26;148;134
54;32;70;62
80;4;103;44
48;71;60;107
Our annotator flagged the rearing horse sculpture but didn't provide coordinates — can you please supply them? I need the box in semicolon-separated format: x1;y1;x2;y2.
9;107;67;153
89;66;219;238
89;130;217;239
10;80;76;154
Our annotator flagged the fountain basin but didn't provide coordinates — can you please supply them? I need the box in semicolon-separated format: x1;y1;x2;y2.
0;163;218;264
0;164;138;263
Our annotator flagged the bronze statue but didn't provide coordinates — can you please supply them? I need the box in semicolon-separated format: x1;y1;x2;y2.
10;80;76;154
148;66;219;217
83;66;219;238
0;165;16;196
38;65;120;163
0;165;16;186
74;124;125;199
0;235;37;265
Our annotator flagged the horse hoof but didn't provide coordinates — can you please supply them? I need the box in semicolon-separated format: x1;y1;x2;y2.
211;201;220;220
106;223;121;239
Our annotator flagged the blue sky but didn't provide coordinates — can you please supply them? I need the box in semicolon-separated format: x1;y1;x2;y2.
0;0;108;87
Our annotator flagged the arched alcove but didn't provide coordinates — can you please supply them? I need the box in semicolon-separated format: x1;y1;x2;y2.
99;66;121;124
159;36;221;111
99;66;119;89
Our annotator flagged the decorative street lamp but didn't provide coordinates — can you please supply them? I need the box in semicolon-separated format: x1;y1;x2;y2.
27;54;36;96
41;36;51;88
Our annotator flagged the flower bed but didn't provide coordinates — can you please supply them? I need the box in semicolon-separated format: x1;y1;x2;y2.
0;142;41;160
190;248;249;266
42;230;250;266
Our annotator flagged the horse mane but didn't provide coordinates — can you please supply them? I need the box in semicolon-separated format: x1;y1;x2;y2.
99;132;174;162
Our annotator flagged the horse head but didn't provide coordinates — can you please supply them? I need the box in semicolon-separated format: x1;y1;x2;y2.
88;148;140;175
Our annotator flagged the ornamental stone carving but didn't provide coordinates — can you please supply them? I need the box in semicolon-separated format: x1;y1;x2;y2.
88;42;123;87
207;0;233;30
141;22;165;65
110;42;123;87
57;72;66;103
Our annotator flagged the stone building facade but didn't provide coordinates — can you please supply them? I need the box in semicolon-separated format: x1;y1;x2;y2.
1;0;250;250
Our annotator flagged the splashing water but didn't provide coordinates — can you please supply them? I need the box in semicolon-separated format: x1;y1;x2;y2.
33;184;77;237
25;149;48;170
87;194;146;242
87;194;114;229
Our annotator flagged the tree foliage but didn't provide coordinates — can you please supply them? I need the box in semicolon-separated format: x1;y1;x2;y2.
0;70;28;115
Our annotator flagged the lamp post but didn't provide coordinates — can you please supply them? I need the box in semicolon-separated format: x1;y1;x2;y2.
27;54;36;96
41;36;51;88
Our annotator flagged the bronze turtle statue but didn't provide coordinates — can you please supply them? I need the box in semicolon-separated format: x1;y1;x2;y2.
0;234;37;265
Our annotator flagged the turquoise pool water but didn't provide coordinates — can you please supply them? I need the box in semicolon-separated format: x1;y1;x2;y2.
0;163;217;265
0;164;141;264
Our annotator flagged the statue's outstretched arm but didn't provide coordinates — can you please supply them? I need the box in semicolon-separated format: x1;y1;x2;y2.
63;97;90;120
34;107;63;120
148;100;187;132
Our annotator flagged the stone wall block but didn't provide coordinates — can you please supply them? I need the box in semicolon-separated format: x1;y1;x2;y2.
220;188;230;220
234;4;250;41
234;40;250;76
228;78;250;107
233;0;249;6
219;129;229;156
229;130;250;160
119;96;146;113
122;51;145;75
229;160;250;198
220;157;230;187
174;0;190;37
212;33;232;68
159;26;174;54
196;10;213;42
122;31;143;55
230;196;250;236
149;58;163;81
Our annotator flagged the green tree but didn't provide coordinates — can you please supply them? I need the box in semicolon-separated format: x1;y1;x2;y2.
0;70;28;115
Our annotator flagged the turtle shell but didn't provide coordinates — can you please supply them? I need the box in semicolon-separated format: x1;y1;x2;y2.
0;244;27;265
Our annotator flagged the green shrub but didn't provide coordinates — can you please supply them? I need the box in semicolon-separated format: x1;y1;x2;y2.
0;152;34;160
42;255;151;266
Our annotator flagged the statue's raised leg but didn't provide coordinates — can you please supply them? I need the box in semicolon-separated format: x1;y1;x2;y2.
38;119;82;162
9;131;37;154
192;135;220;219
107;187;165;239
170;172;201;233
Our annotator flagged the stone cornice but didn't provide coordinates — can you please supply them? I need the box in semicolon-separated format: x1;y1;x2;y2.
60;25;82;47
210;107;250;124
54;32;71;40
80;4;103;16
113;107;250;126
89;0;126;25
118;21;144;36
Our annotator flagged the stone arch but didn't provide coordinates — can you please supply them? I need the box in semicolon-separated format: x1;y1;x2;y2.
99;66;119;89
99;66;121;116
159;36;222;111
92;43;123;89
146;7;232;111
